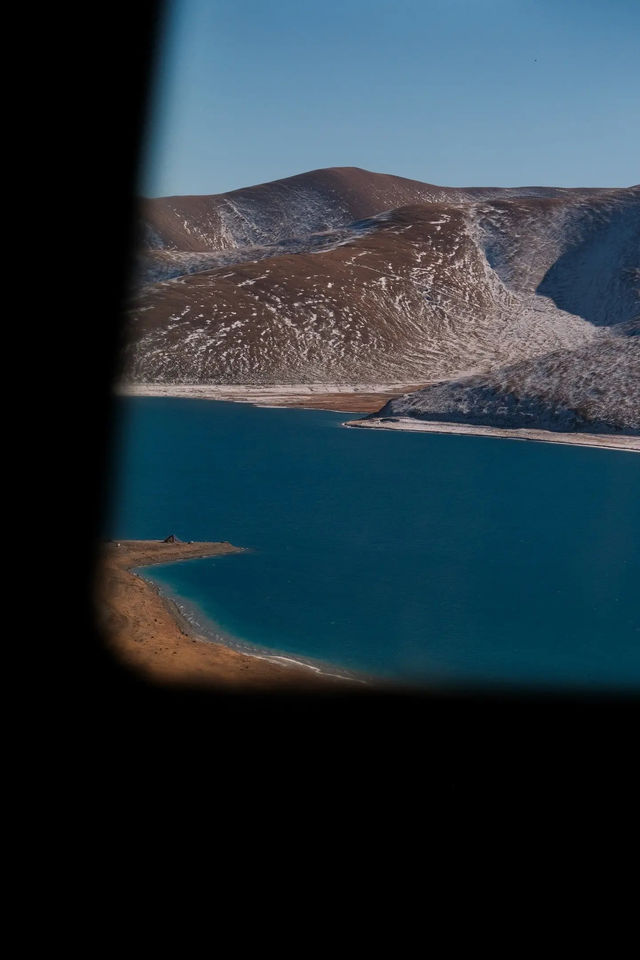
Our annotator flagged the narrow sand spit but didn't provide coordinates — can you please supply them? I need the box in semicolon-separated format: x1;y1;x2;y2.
96;539;365;691
344;417;640;453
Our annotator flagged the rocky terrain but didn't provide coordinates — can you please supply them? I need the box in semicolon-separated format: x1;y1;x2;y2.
122;166;639;433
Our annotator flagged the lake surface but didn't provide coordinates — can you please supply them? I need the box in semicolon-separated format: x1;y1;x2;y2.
109;397;640;691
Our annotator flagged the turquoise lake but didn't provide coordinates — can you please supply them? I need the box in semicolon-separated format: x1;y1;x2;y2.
109;397;640;691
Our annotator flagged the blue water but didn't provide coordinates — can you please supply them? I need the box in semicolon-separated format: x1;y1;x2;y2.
109;397;640;691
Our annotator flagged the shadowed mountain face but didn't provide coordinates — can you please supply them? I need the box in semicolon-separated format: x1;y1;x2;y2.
124;167;639;430
476;192;640;327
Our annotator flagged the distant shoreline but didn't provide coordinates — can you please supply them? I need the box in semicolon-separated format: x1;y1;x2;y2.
115;380;441;414
97;539;366;691
344;417;640;453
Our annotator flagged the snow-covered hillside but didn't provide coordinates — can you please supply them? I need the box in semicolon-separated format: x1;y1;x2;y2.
373;322;639;434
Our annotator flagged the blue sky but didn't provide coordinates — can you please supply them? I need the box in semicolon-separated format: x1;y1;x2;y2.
141;0;640;196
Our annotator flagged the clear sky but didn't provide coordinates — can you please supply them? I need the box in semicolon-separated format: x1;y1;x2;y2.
141;0;640;197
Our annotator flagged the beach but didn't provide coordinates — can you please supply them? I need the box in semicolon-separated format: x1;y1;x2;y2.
116;381;434;413
97;539;365;691
344;417;640;453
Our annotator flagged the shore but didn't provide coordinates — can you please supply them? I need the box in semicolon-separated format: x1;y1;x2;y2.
344;417;640;453
116;381;434;414
118;383;639;449
96;539;365;691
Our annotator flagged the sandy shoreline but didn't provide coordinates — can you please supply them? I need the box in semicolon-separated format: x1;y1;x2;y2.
96;539;366;691
115;381;434;414
344;417;640;453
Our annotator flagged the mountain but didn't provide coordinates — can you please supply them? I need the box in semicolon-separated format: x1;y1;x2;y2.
122;167;639;433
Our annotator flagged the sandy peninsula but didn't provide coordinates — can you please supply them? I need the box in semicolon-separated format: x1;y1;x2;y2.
344;417;640;453
97;539;365;691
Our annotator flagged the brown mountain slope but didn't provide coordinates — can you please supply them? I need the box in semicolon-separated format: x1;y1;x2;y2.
124;200;606;384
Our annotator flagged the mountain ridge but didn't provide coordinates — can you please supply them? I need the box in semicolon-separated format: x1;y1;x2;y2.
141;165;634;253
